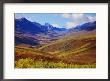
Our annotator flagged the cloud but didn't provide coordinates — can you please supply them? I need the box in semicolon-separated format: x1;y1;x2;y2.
52;24;60;27
65;22;78;29
88;16;96;22
71;14;94;24
71;13;84;19
61;13;96;28
61;14;71;18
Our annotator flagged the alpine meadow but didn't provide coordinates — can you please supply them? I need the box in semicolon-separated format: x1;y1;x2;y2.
15;13;96;68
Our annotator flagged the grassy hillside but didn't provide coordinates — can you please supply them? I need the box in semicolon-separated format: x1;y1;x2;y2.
15;31;96;68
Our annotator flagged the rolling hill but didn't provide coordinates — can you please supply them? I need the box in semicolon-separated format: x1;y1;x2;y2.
15;30;96;68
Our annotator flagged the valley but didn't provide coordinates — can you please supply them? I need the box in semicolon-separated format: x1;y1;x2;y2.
15;17;96;68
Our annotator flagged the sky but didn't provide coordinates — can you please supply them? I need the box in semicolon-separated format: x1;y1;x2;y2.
15;13;96;29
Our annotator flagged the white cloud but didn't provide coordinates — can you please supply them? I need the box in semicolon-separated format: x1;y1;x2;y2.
71;13;84;19
61;14;71;18
52;24;60;27
65;22;78;29
71;14;90;23
61;13;96;28
88;16;96;22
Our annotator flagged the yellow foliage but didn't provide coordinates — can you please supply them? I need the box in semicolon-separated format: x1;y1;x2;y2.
15;58;96;68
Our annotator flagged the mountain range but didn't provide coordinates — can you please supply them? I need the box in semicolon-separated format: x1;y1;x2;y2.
15;18;67;34
15;17;96;46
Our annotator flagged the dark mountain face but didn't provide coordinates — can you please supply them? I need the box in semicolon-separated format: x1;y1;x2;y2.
15;18;67;34
69;21;96;32
78;21;96;31
15;18;43;34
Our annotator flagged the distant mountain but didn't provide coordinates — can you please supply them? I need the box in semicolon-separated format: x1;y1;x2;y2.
15;18;68;45
44;23;66;31
15;18;43;34
15;17;96;46
15;18;67;34
69;21;96;32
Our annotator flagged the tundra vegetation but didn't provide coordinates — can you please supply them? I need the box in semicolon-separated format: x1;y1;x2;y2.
15;34;96;68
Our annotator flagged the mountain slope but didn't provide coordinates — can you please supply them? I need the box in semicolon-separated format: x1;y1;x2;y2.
15;18;43;34
69;21;96;32
15;18;67;34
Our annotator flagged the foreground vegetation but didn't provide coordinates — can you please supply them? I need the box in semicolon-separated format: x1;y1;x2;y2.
15;58;96;68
